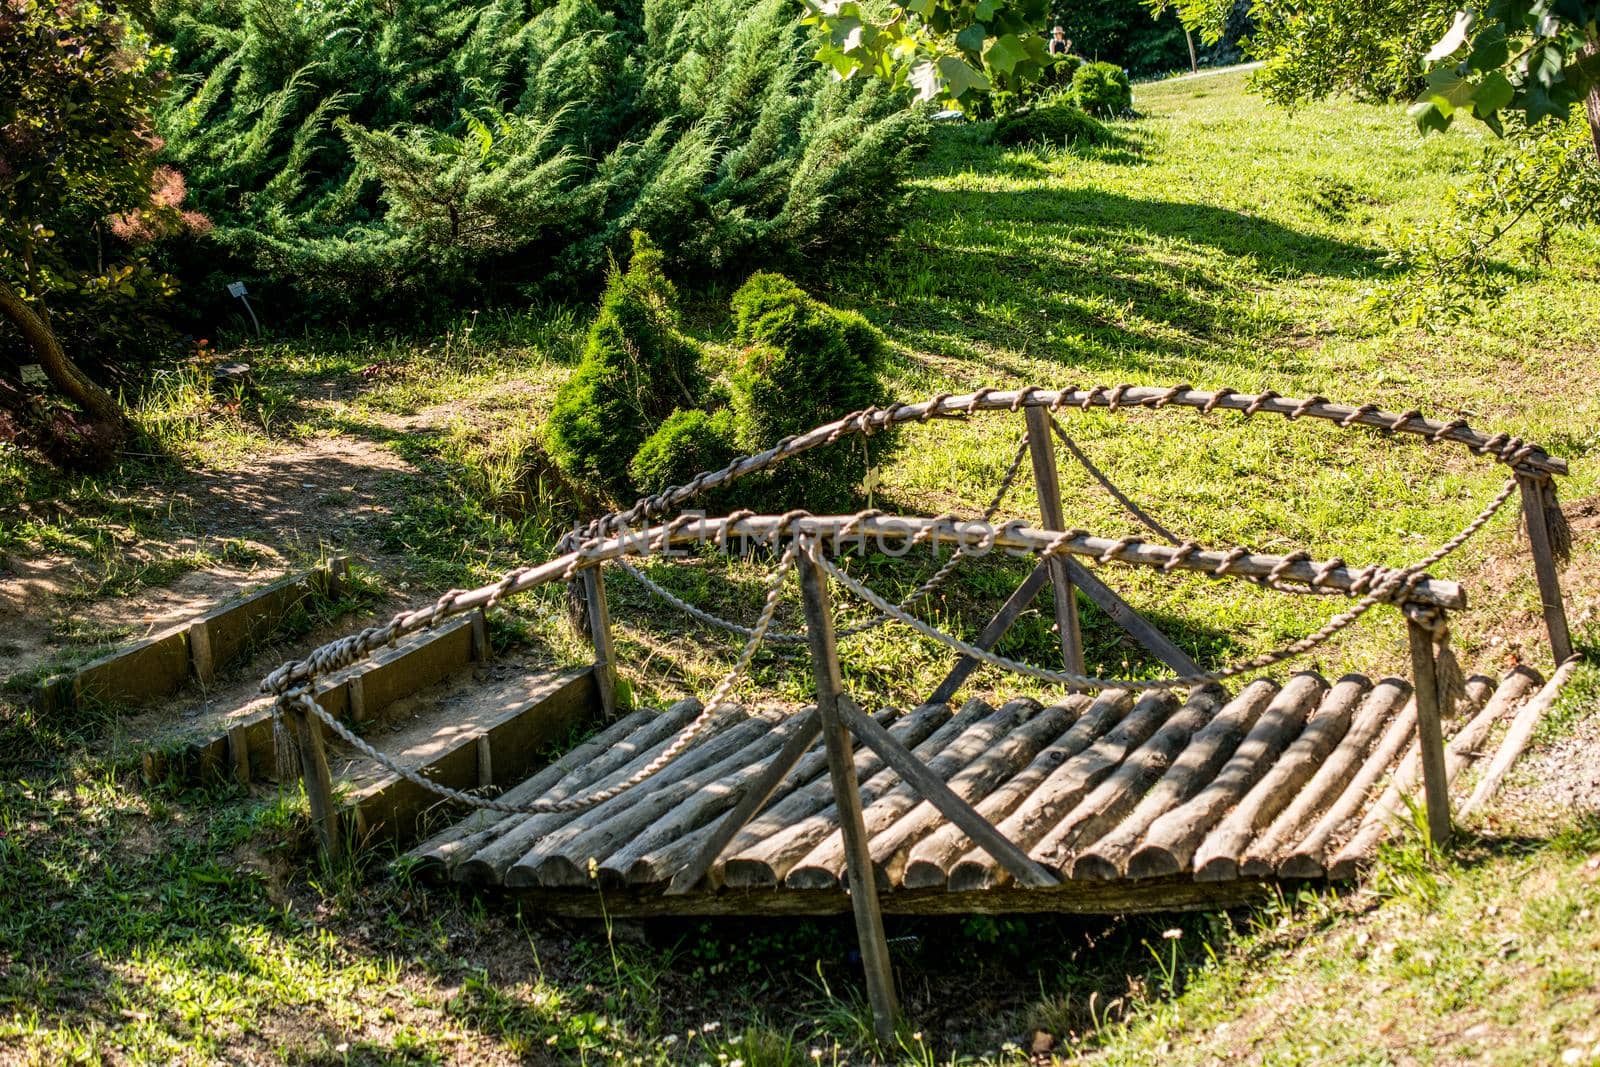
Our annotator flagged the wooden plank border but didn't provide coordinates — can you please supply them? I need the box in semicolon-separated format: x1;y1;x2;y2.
38;557;348;715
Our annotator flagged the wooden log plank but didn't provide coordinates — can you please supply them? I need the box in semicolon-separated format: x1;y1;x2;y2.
902;693;1114;889
1328;671;1535;878
660;704;920;893
1239;678;1411;878
405;706;659;875
1285;674;1494;879
1126;673;1328;879
861;701;1083;889
722;700;989;888
551;708;814;887
838;700;1060;888
655;706;824;892
1192;675;1370;881
927;563;1051;706
506;709;784;887
454;699;710;884
784;700;1036;889
947;688;1177;892
1063;680;1279;880
1460;661;1575;817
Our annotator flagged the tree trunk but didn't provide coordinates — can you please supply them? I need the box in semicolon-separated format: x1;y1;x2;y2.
0;277;131;431
1586;39;1600;166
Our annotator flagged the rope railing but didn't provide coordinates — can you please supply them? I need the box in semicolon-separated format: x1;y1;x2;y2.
563;385;1566;554
613;431;1034;644
260;384;1553;831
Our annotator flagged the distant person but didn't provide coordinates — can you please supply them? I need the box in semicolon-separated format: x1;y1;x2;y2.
1047;26;1072;56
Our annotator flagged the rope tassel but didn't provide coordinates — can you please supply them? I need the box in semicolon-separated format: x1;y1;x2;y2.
1541;476;1572;563
1432;622;1467;719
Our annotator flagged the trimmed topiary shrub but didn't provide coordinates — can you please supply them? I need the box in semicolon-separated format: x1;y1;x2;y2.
994;100;1113;148
725;273;890;512
1072;61;1133;118
545;234;705;500
629;407;739;496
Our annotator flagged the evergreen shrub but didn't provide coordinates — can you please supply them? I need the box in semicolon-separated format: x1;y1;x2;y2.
1072;61;1133;117
151;0;930;322
545;234;703;499
994;100;1112;148
628;408;739;495
726;272;889;512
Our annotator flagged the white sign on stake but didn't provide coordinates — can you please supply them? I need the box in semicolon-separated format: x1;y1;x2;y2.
227;281;248;299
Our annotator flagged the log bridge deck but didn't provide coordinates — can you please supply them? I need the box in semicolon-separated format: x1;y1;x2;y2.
404;666;1551;917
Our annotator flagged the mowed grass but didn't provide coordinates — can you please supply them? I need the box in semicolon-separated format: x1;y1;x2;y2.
2;71;1599;1063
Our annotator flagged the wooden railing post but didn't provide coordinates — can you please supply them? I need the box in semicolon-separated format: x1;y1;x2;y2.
284;699;342;860
1024;405;1085;677
795;538;900;1046
1404;610;1453;849
1517;474;1573;663
581;566;618;718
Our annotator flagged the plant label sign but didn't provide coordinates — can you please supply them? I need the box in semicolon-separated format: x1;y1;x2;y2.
227;281;249;298
20;364;46;386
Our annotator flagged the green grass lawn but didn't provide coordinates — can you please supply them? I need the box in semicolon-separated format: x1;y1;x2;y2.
2;70;1599;1064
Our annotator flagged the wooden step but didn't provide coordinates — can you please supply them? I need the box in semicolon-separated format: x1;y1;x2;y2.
144;608;488;786
345;666;601;844
36;558;349;715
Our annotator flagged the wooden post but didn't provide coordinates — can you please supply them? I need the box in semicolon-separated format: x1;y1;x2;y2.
581;566;618;718
284;698;342;860
1518;475;1573;663
1024;405;1085;677
796;540;900;1046
1404;612;1452;849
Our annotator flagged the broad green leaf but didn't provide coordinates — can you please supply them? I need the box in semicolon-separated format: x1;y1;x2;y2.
1466;24;1510;69
984;33;1028;75
1470;71;1515;115
1409;99;1453;133
937;54;991;98
954;22;988;53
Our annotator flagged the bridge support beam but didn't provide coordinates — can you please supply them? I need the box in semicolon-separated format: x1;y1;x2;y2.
1405;613;1453;849
581;567;619;718
1517;474;1572;663
796;540;900;1047
284;698;342;860
1025;405;1086;679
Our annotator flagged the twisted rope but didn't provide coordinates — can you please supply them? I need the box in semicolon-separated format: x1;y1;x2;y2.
276;542;798;816
1048;416;1181;545
614;431;1034;643
561;385;1563;554
813;477;1520;692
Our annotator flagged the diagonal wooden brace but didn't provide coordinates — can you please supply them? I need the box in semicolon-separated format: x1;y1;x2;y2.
837;700;1059;888
928;562;1052;705
666;705;823;895
1063;559;1202;675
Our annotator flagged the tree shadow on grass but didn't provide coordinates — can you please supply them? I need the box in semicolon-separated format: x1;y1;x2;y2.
826;153;1400;383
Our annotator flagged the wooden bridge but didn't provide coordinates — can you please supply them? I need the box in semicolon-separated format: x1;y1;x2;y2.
256;386;1579;1043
